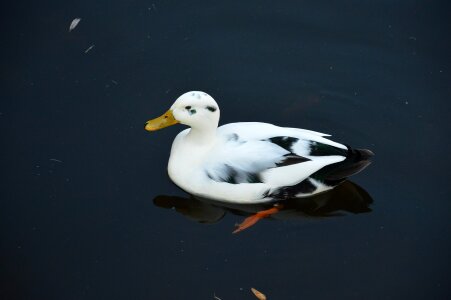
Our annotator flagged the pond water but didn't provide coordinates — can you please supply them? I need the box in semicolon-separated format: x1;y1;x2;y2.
1;1;450;299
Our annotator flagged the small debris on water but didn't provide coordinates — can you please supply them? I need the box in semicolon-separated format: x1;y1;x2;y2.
251;287;267;300
69;18;81;32
84;45;95;53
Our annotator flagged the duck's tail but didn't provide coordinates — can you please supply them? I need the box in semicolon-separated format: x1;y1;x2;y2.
310;147;374;186
268;146;374;200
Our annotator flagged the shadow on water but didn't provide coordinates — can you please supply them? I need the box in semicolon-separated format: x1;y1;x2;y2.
153;180;373;232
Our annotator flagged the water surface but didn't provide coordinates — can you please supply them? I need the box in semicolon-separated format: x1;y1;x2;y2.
1;1;450;299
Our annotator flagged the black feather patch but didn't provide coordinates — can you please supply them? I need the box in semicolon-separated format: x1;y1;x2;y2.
275;154;310;167
270;179;317;200
309;141;348;156
206;106;217;112
310;147;373;184
293;179;317;194
267;136;299;152
246;173;263;183
224;165;238;184
206;164;263;184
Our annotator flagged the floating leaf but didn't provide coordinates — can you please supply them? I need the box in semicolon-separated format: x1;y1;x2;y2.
251;287;267;300
69;18;81;32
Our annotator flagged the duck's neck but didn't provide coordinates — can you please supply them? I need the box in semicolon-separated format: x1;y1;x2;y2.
185;126;217;145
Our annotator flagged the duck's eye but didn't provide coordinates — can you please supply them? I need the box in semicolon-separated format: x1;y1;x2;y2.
185;106;191;110
206;106;217;112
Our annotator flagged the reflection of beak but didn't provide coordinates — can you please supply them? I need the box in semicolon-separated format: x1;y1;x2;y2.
145;109;179;131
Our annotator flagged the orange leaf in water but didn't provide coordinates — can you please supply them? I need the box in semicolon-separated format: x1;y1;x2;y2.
251;287;267;300
233;206;281;234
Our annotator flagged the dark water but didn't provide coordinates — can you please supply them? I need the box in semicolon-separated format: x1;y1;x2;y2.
2;1;451;299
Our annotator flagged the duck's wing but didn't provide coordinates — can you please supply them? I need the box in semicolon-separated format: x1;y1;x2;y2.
217;122;346;149
205;122;349;188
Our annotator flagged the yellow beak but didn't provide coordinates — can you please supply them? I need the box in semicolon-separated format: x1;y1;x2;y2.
145;109;179;131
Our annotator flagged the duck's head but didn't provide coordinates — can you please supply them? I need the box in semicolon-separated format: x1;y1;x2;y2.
145;91;220;132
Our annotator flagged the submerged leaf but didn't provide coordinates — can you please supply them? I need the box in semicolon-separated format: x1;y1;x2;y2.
233;206;281;234
251;287;267;300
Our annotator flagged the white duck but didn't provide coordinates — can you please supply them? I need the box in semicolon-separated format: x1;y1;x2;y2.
145;91;373;204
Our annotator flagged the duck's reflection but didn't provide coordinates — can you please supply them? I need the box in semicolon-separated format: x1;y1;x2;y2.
153;181;373;232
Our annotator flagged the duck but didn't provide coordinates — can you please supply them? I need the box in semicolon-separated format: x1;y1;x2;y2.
145;91;373;205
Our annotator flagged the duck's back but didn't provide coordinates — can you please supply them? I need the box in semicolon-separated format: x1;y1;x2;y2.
209;122;373;201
